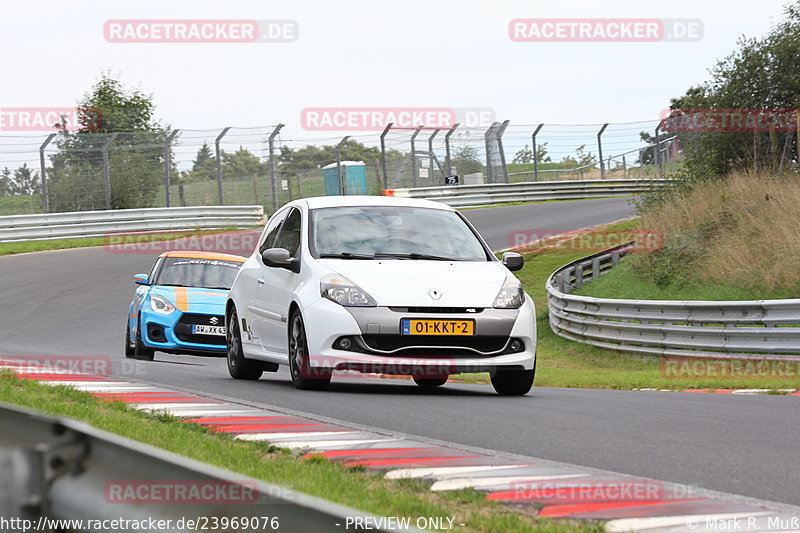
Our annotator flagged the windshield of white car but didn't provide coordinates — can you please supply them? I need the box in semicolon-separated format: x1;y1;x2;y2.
153;258;242;290
310;206;490;261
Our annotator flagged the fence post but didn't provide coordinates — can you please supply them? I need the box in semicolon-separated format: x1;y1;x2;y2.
427;129;440;182
335;136;350;195
444;123;459;177
163;129;179;207
38;133;56;213
379;123;392;189
268;124;284;212
532;123;543;182
484;123;498;183
101;133;119;210
497;119;510;183
597;123;609;179
655;120;665;177
409;127;422;188
215;127;231;205
622;153;627;178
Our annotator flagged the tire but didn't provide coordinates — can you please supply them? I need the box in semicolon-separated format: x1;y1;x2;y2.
124;319;136;359
413;376;448;387
134;316;155;361
226;308;264;380
490;367;534;396
288;311;331;390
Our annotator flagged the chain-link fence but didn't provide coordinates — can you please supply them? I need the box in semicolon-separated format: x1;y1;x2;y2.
0;120;681;216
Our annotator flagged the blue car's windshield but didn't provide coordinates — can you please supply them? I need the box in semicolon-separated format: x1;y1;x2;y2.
153;257;242;290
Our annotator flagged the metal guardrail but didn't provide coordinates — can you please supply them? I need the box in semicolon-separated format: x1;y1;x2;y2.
0;402;408;533
383;179;672;208
546;246;800;359
0;206;265;242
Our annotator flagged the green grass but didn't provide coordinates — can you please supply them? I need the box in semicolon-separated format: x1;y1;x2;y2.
0;227;257;256
575;259;792;301
0;195;41;215
453;220;800;391
0;373;598;533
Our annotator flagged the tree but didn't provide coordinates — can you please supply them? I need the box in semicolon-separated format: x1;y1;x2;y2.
182;142;217;183
48;72;168;211
512;143;551;164
12;164;39;196
666;1;800;178
451;145;484;175
0;168;12;196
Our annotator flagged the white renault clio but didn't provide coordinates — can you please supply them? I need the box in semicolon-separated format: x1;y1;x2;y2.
225;196;536;395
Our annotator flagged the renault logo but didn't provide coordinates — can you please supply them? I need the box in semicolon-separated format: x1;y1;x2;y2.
428;288;442;300
210;316;219;325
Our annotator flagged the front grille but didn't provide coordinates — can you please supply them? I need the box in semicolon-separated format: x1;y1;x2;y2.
179;313;225;326
388;307;484;314
175;313;226;345
359;334;507;357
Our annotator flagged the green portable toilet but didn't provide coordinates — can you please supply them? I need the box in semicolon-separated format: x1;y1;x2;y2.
322;161;368;195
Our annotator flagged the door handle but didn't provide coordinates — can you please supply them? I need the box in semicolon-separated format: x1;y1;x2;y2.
257;278;265;285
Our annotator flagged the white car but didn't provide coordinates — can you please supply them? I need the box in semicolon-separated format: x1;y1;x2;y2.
225;196;536;395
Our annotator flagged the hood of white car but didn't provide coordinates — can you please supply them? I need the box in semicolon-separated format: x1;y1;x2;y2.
320;259;510;307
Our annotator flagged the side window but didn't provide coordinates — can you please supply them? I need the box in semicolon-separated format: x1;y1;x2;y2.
273;208;302;257
259;209;288;255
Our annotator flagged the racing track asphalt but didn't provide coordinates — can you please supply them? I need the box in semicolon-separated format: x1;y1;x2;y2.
1;196;798;507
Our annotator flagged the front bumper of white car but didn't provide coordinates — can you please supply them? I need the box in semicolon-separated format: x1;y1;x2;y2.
300;296;536;375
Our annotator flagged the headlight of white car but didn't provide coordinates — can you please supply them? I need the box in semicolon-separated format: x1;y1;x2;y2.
493;276;525;309
150;294;176;314
320;273;377;307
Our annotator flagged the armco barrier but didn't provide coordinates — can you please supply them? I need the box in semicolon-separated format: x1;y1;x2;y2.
0;205;265;242
0;402;409;532
383;179;672;208
547;245;800;359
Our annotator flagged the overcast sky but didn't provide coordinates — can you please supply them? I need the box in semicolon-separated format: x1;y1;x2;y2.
0;0;792;156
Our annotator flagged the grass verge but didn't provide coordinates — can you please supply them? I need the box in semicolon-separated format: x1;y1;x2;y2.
454;220;800;390
0;227;256;256
0;373;599;533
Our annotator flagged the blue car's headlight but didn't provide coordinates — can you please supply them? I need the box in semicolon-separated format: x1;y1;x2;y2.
150;295;176;314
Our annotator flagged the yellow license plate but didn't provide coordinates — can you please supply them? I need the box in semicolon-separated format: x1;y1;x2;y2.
401;319;475;336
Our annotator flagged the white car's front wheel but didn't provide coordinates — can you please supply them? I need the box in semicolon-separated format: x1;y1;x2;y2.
288;311;331;391
490;367;535;396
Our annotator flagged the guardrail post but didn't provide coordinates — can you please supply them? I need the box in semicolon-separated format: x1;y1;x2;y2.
497;120;510;183
591;257;600;282
655;119;665;177
409;127;422;187
163;129;179;207
532;124;543;181
38;133;56;213
574;264;584;289
268;124;284;212
379;123;392;188
443;123;458;177
336;136;351;195
101;133;119;210
215;127;231;205
597;123;609;179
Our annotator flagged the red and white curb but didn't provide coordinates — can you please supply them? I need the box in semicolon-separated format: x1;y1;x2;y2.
635;388;800;396
3;357;799;532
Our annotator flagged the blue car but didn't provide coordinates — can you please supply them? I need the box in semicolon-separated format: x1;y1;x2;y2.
126;251;246;360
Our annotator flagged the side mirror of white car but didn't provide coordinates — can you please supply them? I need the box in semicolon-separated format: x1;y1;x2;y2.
262;248;300;273
501;251;524;271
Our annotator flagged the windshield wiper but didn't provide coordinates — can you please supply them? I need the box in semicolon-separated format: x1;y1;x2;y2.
318;252;376;260
374;252;458;261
